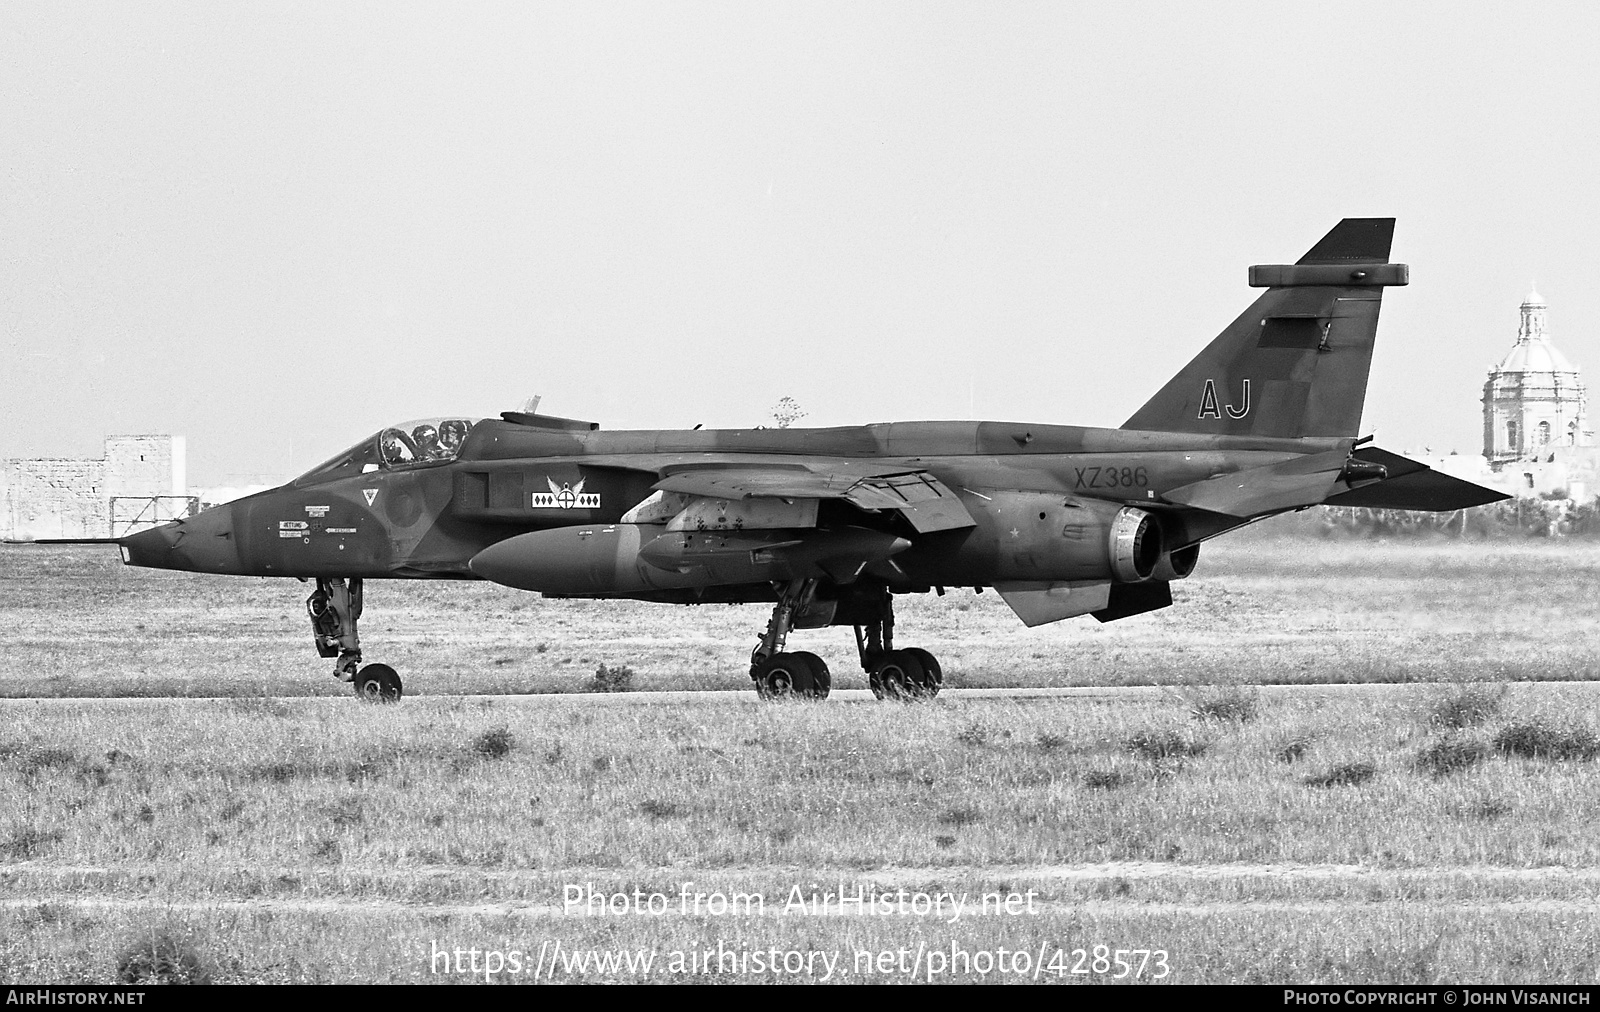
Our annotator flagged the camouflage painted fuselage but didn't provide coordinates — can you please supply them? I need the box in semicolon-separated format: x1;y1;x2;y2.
116;219;1505;632
125;419;1343;591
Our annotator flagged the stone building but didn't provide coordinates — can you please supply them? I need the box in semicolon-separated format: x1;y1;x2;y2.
0;435;193;540
1482;288;1591;462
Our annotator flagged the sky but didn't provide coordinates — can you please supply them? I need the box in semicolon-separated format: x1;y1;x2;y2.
4;2;1598;487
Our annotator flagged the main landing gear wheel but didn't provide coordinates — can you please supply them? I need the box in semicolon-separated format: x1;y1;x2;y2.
750;579;831;701
869;649;924;701
353;663;402;702
754;652;829;700
852;584;942;701
790;651;831;698
903;647;942;698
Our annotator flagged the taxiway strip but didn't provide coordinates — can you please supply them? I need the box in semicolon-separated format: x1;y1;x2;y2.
11;681;1598;706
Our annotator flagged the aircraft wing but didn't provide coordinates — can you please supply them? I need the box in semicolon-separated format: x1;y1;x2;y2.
1162;446;1508;518
653;464;977;533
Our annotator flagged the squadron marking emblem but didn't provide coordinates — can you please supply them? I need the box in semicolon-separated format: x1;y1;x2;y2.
531;477;601;510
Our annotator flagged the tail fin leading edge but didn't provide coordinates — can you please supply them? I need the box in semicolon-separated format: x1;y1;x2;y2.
1122;218;1407;439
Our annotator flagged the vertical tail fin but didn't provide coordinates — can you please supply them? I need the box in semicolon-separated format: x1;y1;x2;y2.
1121;218;1408;439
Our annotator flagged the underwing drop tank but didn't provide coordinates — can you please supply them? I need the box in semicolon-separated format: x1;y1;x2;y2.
468;524;910;596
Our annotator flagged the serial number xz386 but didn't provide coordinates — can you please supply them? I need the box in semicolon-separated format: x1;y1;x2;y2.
1073;465;1148;490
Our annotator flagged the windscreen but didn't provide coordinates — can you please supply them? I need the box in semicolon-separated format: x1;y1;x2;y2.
376;418;478;467
296;418;480;485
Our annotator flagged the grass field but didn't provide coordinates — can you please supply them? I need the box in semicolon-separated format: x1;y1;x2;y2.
3;537;1600;983
6;686;1600;983
2;535;1599;697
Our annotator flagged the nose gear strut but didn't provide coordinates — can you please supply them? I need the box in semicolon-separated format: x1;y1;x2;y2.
306;577;403;701
307;577;363;679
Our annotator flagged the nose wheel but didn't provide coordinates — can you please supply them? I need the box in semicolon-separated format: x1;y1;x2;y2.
353;663;403;702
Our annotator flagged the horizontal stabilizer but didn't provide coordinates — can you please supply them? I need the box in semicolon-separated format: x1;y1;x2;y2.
1162;448;1352;517
1163;446;1509;517
1324;449;1510;511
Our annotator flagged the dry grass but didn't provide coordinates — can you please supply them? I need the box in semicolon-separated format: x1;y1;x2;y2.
1493;720;1600;761
4;685;1600;981
6;539;1600;982
4;538;1600;698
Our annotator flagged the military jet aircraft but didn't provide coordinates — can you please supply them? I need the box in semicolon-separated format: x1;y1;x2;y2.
83;219;1508;700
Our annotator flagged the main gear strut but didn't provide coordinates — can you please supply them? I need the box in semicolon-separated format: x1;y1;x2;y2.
850;583;942;700
749;579;830;699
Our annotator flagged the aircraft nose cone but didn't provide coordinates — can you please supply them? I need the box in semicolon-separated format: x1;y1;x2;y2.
120;505;243;574
120;523;183;569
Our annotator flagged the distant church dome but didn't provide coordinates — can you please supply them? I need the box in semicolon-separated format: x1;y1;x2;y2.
1495;331;1577;374
1483;288;1590;462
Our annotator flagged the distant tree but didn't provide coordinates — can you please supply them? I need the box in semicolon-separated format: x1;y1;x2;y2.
771;397;807;429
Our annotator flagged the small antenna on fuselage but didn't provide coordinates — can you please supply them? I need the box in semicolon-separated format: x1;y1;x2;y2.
521;395;542;415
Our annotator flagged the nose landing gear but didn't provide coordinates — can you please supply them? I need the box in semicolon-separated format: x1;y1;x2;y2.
307;577;403;701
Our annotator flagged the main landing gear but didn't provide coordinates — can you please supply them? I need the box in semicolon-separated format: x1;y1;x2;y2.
850;582;942;701
307;577;402;702
748;580;942;702
750;580;831;699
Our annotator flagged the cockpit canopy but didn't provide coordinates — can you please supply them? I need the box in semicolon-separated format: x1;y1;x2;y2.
296;418;481;485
